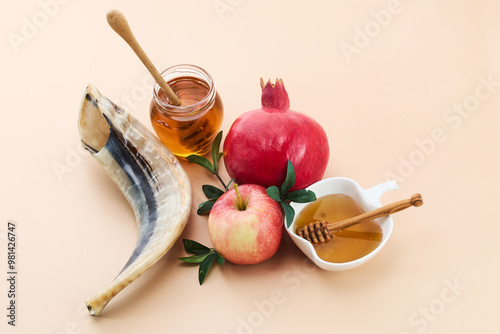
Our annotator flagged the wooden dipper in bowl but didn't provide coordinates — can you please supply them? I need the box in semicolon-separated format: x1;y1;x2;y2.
297;193;423;244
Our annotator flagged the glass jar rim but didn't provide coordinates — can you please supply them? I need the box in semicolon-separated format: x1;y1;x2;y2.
152;64;216;116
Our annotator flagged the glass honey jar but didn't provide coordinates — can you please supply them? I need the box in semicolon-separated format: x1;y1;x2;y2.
150;64;224;158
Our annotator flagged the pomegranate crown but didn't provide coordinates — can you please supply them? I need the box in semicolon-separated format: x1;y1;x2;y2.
260;78;290;111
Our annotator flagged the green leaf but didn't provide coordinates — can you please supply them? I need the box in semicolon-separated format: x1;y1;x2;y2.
211;131;223;172
266;186;282;202
186;155;215;174
216;252;225;265
178;253;210;263
197;199;216;215
179;240;225;285
182;239;211;255
285;189;317;203
281;201;295;228
280;160;295;196
199;253;216;285
202;184;225;199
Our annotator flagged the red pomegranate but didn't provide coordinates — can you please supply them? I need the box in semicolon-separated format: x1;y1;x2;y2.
223;79;329;191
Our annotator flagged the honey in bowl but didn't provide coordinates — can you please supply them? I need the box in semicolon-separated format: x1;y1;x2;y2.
294;194;383;263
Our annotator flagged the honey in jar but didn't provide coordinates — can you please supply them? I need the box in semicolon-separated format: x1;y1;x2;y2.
150;64;223;158
294;194;383;263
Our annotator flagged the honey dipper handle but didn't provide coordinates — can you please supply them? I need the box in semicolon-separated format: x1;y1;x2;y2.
327;193;423;232
106;10;181;106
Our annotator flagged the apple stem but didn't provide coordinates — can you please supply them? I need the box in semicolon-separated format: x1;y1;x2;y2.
234;184;245;211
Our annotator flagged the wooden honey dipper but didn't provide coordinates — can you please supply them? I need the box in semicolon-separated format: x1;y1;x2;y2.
297;193;423;244
106;10;181;106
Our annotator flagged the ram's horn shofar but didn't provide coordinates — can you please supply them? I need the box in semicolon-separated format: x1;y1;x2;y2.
78;84;191;316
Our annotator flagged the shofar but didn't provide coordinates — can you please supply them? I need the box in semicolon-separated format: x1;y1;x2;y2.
78;84;191;316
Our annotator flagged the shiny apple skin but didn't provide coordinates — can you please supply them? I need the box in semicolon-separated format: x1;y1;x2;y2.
208;184;283;265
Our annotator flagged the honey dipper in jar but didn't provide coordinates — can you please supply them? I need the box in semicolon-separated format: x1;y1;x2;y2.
297;193;423;244
106;10;223;158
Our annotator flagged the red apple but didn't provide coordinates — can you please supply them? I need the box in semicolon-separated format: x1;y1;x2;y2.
208;184;283;265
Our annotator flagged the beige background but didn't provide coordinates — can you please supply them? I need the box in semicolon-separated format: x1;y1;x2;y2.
1;0;499;333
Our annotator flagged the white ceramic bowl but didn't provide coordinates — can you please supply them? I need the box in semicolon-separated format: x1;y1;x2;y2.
288;177;399;271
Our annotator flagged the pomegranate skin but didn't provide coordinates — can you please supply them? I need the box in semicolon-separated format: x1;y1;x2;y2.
223;107;329;191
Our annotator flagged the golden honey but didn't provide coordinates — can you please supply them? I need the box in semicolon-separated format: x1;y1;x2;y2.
150;65;223;159
294;194;383;263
